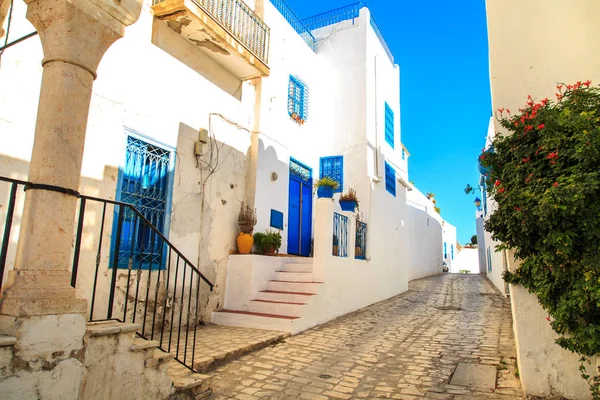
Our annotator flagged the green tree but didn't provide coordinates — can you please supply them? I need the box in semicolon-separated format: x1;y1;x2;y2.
471;235;478;245
480;81;600;397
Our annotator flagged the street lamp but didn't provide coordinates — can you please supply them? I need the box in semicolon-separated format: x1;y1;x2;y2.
474;197;482;210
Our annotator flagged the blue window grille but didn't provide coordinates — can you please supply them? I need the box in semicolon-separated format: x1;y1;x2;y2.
384;102;394;148
288;76;309;123
402;148;406;160
355;221;367;260
444;242;447;259
333;212;348;257
451;244;454;260
113;136;173;269
320;156;343;193
385;161;396;196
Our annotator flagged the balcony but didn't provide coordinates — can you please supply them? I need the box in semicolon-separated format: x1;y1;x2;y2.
152;0;270;82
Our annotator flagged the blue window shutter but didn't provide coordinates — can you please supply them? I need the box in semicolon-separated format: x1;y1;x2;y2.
384;102;394;148
444;242;447;259
270;209;284;230
402;149;405;160
451;244;454;260
320;156;343;193
385;161;396;196
288;76;309;122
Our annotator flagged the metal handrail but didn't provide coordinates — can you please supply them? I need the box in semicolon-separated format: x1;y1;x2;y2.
0;176;214;373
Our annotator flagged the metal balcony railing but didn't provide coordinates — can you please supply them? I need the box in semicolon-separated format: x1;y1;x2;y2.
300;2;394;64
269;0;316;51
154;0;271;64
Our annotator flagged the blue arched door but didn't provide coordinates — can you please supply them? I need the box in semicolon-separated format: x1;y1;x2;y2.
287;159;313;257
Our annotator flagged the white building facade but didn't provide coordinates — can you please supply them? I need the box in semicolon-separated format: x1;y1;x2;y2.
0;0;452;334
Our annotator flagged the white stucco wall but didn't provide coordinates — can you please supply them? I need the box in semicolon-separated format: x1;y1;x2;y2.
486;0;600;396
0;0;255;318
406;188;443;281
450;247;479;274
442;221;457;272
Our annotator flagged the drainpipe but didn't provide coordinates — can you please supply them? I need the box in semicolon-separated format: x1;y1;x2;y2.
372;54;381;181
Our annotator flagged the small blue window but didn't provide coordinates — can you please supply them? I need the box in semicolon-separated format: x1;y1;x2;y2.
288;76;309;123
385;161;396;196
487;247;492;272
270;209;284;230
320;156;343;193
451;244;454;260
402;148;406;160
444;242;447;259
384;102;394;148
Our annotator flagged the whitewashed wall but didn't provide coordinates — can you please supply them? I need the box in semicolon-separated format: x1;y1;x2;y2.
0;0;255;319
442;221;457;271
451;247;479;274
406;188;443;281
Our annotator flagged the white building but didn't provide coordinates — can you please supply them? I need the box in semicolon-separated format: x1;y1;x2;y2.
0;0;449;335
477;118;507;294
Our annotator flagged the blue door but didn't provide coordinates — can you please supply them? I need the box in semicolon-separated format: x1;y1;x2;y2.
112;135;174;269
287;159;313;256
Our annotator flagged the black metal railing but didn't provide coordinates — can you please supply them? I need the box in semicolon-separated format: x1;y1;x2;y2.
0;176;28;291
355;220;367;260
0;176;214;373
332;212;348;257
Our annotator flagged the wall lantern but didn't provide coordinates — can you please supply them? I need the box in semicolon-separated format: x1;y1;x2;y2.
474;197;482;208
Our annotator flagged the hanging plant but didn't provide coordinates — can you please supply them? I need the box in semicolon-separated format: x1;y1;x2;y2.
480;81;600;397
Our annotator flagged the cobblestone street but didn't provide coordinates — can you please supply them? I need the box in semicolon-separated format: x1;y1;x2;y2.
210;274;523;400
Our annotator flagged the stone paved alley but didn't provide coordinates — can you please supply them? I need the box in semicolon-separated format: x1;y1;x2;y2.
209;274;523;400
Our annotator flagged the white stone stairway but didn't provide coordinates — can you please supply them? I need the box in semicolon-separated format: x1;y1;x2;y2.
212;260;322;333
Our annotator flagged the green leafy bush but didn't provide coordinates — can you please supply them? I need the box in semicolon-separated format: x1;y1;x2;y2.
315;177;339;189
253;230;282;255
480;81;600;396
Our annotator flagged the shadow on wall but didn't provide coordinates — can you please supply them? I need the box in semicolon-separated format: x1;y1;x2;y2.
0;117;251;329
406;203;443;281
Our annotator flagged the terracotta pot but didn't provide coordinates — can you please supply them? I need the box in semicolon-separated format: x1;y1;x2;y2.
237;233;253;254
264;246;277;256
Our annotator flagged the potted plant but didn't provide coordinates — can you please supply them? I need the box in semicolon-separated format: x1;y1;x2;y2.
237;202;257;254
339;187;359;212
253;230;282;256
315;177;339;199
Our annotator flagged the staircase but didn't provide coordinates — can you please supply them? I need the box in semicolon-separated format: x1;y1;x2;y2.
212;258;323;333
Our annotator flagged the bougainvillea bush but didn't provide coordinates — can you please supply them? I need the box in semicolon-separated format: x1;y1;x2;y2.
480;82;600;396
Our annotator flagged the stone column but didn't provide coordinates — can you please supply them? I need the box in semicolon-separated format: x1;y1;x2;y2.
1;0;141;316
0;0;141;396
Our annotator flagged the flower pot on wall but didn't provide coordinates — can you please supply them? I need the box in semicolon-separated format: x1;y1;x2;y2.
237;233;253;254
317;186;334;198
339;200;357;212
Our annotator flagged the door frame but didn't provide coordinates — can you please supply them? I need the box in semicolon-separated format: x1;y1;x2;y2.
287;157;313;257
110;128;176;269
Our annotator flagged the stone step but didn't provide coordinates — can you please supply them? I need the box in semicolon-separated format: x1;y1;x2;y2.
145;349;175;367
273;271;314;282
168;360;213;398
131;338;160;352
267;280;321;293
212;309;298;333
280;262;313;272
248;299;306;317
87;321;141;337
256;290;315;303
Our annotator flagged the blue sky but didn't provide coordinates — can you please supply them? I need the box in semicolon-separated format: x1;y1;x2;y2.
284;0;491;244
